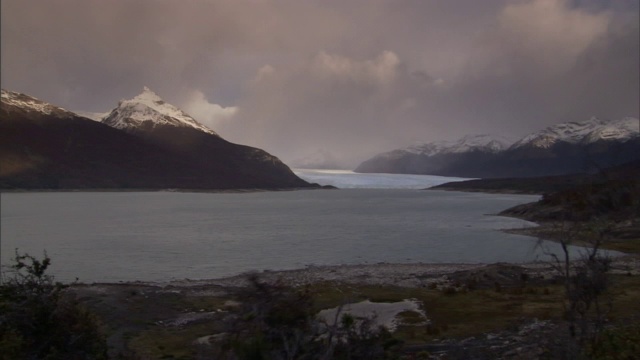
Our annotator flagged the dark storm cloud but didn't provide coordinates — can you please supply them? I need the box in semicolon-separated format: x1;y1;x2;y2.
2;0;638;168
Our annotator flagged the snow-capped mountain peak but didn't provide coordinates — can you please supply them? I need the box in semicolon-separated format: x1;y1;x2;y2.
510;117;639;149
582;117;639;143
138;86;162;101
102;87;218;135
404;134;514;157
445;134;514;154
1;89;76;118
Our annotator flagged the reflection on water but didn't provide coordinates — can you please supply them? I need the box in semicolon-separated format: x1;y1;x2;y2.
294;168;471;189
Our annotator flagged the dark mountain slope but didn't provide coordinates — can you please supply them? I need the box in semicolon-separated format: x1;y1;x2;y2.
116;124;310;189
1;105;176;189
100;87;311;189
357;139;640;178
1;90;314;190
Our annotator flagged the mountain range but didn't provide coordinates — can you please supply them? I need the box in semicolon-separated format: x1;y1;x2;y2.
355;117;640;178
0;88;315;190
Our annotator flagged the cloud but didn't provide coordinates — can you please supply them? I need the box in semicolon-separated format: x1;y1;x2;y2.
181;90;238;132
312;51;400;84
253;65;276;84
2;0;637;167
497;0;611;73
216;50;445;166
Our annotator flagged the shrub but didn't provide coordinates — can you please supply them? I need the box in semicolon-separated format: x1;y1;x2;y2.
211;274;401;359
0;251;108;360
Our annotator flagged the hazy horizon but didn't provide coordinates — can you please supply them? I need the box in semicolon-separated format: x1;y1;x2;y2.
2;0;638;168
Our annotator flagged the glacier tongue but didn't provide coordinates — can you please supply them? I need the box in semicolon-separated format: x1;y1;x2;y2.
102;87;218;135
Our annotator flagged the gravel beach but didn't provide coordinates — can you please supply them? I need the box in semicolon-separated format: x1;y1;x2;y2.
151;255;640;289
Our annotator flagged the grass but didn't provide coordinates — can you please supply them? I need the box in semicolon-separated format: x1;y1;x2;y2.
181;295;230;312
604;238;640;254
129;322;215;360
82;271;640;358
124;294;230;359
305;282;566;343
306;274;640;343
397;310;427;325
605;275;640;321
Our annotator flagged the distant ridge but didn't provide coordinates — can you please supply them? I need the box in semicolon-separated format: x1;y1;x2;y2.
356;118;640;178
509;117;639;149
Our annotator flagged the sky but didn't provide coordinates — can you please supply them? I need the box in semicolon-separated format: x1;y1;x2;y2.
2;0;638;168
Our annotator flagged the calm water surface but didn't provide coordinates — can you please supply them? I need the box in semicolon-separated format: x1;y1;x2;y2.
0;188;578;283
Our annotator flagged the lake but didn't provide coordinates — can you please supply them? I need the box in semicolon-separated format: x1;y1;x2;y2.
1;170;573;283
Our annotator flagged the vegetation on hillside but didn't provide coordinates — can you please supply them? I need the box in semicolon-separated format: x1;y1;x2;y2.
431;159;640;196
498;160;640;253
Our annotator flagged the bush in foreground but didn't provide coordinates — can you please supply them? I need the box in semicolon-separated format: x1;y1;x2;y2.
207;274;401;359
0;251;107;360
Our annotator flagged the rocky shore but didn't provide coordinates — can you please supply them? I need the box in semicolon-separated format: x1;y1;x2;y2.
154;255;640;290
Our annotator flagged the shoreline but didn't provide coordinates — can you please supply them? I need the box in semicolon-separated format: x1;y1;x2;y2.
498;211;640;254
0;186;333;194
86;255;640;289
427;187;542;195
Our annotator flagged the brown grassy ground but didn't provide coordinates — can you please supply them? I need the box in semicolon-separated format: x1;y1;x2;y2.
70;259;640;359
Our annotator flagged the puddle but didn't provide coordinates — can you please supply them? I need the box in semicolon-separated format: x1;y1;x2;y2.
317;299;427;331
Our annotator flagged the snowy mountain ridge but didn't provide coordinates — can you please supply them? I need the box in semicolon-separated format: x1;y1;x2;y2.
401;134;514;157
510;117;639;149
102;87;217;135
375;117;638;160
1;89;76;118
356;117;640;177
75;110;110;122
